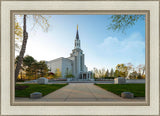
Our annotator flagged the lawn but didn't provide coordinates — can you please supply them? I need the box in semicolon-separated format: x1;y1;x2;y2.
15;84;67;97
95;84;145;97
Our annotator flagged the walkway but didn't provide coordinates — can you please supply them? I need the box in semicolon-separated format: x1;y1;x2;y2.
41;83;123;101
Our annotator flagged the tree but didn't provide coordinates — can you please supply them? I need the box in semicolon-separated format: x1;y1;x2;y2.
23;56;36;80
104;69;109;78
22;55;36;79
93;68;99;78
135;64;146;79
126;62;133;79
48;72;55;79
92;72;96;79
15;15;28;83
30;62;39;79
15;56;24;80
129;71;138;79
100;68;106;78
15;15;50;82
93;67;106;78
15;21;23;52
23;55;36;67
116;64;128;77
142;65;145;78
23;59;49;79
114;70;120;77
15;56;20;66
15;55;50;80
136;64;145;75
38;61;49;77
107;15;145;33
55;68;62;78
110;68;114;77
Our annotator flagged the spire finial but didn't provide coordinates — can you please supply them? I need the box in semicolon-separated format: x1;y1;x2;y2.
76;24;79;40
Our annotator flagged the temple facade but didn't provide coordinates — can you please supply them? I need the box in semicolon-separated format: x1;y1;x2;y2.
46;25;93;80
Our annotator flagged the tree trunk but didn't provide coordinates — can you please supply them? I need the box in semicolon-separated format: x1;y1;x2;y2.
142;69;145;75
15;15;28;84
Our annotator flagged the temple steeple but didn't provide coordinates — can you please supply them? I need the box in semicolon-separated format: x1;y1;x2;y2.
76;25;79;40
74;24;80;49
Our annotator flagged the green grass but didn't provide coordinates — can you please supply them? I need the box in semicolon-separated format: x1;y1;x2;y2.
15;84;67;97
95;84;145;97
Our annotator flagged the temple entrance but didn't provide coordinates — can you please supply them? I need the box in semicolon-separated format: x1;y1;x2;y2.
79;71;93;80
80;74;86;79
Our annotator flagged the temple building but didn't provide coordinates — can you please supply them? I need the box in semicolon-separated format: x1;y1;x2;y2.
46;25;93;80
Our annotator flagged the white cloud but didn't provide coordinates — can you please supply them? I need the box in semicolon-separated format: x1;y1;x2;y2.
95;32;145;68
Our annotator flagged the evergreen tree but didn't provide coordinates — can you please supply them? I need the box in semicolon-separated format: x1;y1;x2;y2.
105;69;109;78
110;68;114;77
38;61;49;77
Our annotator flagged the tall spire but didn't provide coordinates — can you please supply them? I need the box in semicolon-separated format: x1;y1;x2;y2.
74;24;80;49
76;24;79;40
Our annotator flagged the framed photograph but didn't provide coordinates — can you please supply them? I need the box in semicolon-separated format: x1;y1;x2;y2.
1;0;159;115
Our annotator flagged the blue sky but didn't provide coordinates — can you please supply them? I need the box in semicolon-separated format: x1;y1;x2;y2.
15;15;145;71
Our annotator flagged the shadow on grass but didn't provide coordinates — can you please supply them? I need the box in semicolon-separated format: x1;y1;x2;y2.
15;84;67;97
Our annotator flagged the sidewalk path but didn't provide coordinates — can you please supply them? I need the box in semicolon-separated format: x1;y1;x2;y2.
41;83;124;101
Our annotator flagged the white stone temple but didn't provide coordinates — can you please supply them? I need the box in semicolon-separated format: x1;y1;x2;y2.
46;25;93;80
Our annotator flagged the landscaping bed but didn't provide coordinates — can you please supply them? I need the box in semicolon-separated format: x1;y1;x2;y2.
15;84;67;97
95;84;145;97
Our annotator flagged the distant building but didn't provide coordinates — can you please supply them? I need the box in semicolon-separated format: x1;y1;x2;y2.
46;25;93;80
